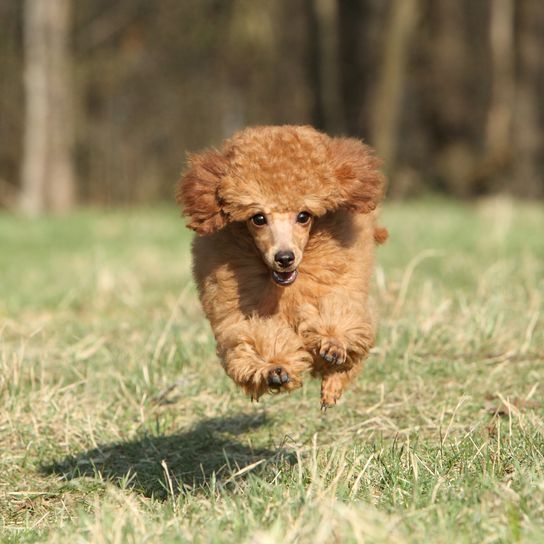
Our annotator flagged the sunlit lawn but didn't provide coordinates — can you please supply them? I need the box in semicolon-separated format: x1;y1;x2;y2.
1;198;543;543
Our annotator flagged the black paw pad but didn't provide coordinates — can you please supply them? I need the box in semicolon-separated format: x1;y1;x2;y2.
267;367;290;388
321;352;337;364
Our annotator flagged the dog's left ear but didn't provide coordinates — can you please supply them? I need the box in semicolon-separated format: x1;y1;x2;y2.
329;138;386;213
176;149;229;235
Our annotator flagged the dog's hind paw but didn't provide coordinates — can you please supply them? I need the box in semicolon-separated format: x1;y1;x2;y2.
267;366;290;388
320;394;338;411
319;337;347;365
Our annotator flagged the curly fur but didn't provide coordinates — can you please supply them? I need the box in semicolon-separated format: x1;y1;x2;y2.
177;125;387;408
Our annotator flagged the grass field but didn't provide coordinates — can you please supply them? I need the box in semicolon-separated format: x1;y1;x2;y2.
1;198;543;543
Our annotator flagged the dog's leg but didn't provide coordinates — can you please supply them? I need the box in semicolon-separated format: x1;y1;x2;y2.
297;294;375;406
320;363;363;409
217;317;313;400
298;294;375;366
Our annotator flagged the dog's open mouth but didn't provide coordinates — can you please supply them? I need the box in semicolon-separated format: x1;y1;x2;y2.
271;269;298;286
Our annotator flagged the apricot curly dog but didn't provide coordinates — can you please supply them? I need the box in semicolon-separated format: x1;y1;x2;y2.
177;125;387;408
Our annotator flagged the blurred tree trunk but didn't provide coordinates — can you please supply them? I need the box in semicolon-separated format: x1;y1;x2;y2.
313;0;343;133
337;0;389;138
418;0;491;196
337;0;365;136
20;0;75;215
471;0;515;191
512;0;544;196
485;0;514;161
304;0;326;130
371;0;419;172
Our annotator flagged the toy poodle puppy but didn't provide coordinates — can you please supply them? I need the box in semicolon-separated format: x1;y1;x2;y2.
177;125;387;408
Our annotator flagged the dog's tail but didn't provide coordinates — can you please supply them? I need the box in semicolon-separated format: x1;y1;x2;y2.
374;226;389;245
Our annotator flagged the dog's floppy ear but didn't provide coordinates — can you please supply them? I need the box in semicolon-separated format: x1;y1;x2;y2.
176;149;229;235
329;138;386;213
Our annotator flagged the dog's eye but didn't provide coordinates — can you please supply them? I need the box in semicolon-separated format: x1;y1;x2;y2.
251;214;267;227
296;211;311;224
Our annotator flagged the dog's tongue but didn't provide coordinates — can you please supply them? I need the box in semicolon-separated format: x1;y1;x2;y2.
272;269;298;286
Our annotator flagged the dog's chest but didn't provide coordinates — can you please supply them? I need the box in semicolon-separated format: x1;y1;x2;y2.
237;278;317;322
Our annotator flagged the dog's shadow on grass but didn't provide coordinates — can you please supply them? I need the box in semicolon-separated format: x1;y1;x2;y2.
41;412;290;499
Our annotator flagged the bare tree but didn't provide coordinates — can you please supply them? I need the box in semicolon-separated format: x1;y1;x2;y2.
20;0;75;215
512;0;544;196
486;0;514;157
303;0;326;130
336;0;389;139
371;0;419;170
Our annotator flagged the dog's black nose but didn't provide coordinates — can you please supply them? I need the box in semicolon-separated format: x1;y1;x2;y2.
274;251;295;268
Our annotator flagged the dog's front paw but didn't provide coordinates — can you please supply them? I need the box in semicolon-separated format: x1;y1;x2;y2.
319;337;347;365
267;366;290;388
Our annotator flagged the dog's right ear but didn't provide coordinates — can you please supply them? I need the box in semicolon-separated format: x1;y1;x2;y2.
176;150;229;235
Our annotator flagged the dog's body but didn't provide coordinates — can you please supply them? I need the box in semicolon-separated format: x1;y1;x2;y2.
178;125;386;407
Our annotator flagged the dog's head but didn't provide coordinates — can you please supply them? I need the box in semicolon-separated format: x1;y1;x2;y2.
177;125;385;286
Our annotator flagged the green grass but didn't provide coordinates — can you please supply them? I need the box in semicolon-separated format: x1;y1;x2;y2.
1;198;543;543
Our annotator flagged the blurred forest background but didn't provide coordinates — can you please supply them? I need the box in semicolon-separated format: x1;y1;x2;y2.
0;0;543;214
